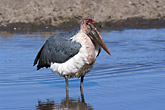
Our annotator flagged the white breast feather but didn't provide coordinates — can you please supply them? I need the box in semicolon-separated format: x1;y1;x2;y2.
50;30;99;77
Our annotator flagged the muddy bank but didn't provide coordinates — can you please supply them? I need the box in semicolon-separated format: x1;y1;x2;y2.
0;0;165;31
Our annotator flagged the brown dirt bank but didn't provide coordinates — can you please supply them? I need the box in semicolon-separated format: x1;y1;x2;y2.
0;0;165;31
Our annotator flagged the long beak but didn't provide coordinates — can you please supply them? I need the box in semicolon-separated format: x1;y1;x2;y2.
94;30;111;56
88;25;111;56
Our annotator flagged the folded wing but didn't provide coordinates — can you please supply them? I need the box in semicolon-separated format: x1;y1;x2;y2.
33;29;81;70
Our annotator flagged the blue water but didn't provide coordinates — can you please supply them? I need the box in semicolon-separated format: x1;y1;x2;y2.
0;29;165;110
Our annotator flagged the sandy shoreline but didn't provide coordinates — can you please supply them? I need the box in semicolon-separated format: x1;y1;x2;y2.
0;0;165;31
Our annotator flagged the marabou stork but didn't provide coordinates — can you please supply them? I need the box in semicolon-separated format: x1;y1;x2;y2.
33;18;111;92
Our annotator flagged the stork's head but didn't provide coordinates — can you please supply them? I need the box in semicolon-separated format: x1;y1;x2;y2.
81;18;111;56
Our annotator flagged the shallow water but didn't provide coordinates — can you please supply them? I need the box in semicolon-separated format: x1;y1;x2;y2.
0;29;165;110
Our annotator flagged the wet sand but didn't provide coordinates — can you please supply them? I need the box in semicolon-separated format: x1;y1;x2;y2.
0;0;165;31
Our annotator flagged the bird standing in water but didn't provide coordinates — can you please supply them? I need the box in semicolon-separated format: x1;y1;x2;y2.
33;18;111;92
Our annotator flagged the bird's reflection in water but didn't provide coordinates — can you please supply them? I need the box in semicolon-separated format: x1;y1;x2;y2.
36;89;93;110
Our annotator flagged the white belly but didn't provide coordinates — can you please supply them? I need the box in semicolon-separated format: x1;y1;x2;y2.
50;30;100;78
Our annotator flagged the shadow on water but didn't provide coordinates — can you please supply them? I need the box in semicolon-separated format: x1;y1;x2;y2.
36;89;93;110
37;98;93;110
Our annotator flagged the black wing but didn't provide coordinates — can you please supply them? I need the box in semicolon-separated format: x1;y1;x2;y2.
33;28;81;70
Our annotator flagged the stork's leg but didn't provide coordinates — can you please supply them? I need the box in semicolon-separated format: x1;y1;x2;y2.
65;76;69;106
80;76;84;89
80;76;85;102
65;76;69;93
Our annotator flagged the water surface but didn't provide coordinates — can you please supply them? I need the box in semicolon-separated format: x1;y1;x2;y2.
0;29;165;110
